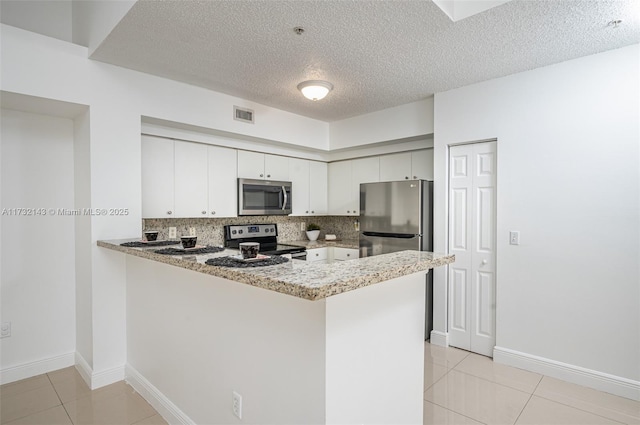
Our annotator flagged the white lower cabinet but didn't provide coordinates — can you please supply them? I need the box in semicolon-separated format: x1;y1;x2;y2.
306;248;328;264
333;248;358;261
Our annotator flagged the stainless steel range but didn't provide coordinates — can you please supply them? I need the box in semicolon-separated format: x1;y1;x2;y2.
223;224;306;260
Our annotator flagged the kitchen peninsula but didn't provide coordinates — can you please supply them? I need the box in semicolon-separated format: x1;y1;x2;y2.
99;239;454;424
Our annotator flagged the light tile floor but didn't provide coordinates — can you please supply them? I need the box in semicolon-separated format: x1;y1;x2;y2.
2;344;639;424
424;343;640;425
0;367;166;425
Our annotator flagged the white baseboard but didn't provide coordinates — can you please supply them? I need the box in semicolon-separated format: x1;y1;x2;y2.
126;364;195;425
92;365;125;390
74;352;125;390
493;346;640;401
0;352;75;385
429;330;448;347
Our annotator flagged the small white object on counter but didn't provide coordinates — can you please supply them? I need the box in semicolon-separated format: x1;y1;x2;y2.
325;234;337;240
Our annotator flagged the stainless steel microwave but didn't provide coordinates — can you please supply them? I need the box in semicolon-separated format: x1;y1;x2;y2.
238;178;292;216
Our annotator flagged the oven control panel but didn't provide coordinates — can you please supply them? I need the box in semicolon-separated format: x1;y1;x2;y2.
225;224;278;240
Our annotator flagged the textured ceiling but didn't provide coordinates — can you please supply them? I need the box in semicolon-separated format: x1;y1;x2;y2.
91;0;640;122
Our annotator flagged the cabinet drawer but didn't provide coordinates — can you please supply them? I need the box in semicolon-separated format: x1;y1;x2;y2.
334;248;358;261
307;248;328;262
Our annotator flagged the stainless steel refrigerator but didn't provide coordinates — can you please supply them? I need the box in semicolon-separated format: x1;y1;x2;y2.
359;180;434;339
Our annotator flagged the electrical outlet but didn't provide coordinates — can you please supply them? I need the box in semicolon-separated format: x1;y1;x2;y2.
169;227;177;239
509;231;520;245
189;227;196;237
232;391;242;419
1;322;11;338
300;222;305;231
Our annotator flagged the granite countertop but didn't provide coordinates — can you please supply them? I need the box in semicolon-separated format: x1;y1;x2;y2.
286;239;359;249
98;239;454;301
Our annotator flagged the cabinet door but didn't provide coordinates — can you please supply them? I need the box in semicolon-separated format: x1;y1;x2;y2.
411;149;434;180
208;146;237;217
309;161;328;215
141;136;174;218
379;152;412;181
265;154;289;181
174;142;208;218
328;161;353;215
307;248;328;262
334;247;358;261
289;158;310;215
237;150;265;179
351;157;380;215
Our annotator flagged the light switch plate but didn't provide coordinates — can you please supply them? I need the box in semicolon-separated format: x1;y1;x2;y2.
169;227;177;239
509;231;520;245
189;227;196;237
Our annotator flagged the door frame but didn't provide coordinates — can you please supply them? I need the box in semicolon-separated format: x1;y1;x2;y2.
434;138;498;350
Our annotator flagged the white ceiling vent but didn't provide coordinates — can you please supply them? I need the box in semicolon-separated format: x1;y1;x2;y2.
234;106;254;124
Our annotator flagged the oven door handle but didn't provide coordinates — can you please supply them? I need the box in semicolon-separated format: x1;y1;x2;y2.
282;186;288;211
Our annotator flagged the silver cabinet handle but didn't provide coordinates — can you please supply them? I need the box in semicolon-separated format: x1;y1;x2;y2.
315;253;319;256
311;210;314;213
211;211;216;215
267;174;271;178
413;176;417;179
346;253;351;257
306;210;309;213
260;173;264;177
167;211;172;215
202;211;206;215
405;176;409;179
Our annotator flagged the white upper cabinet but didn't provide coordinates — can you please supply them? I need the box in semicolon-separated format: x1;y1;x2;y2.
351;157;380;215
328;161;353;215
238;150;289;181
142;138;238;219
411;149;434;180
289;159;327;215
379;152;412;181
174;142;209;218
142;136;175;218
264;154;289;181
379;150;434;181
329;157;379;216
289;158;310;215
208;146;237;217
308;161;328;215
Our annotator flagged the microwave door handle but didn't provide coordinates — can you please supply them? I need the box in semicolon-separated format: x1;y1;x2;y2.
282;186;288;211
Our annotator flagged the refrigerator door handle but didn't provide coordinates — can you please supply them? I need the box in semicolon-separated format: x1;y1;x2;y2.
362;231;421;239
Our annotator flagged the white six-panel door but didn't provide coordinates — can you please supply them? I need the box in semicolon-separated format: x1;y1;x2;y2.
448;141;497;356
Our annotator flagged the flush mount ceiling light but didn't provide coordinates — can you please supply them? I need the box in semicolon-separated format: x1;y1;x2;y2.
297;80;333;101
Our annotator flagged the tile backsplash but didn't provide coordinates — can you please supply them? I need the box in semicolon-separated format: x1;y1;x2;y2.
143;216;359;245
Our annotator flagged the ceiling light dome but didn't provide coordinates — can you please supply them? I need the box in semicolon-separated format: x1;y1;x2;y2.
297;80;333;101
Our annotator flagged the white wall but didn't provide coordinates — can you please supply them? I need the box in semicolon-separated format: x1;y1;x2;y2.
329;98;434;150
0;0;72;43
433;45;639;397
0;109;76;378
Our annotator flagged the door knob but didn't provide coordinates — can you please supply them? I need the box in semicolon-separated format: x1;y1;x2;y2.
481;259;487;265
